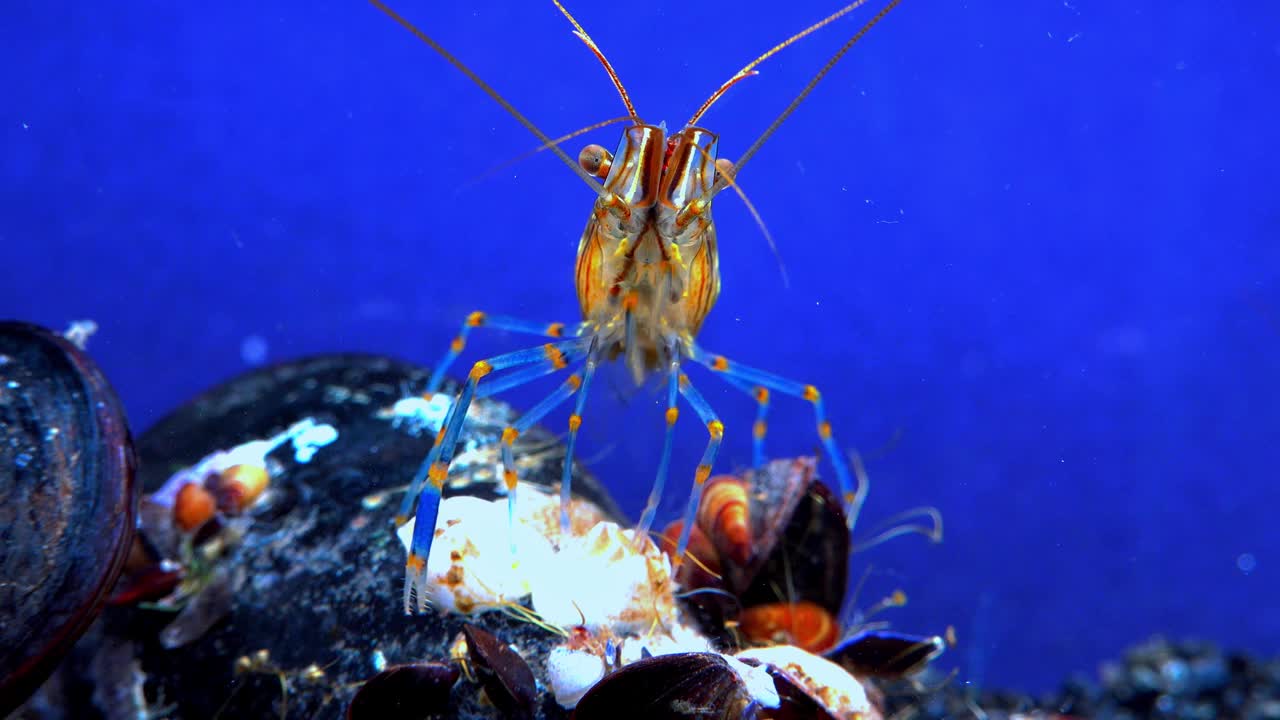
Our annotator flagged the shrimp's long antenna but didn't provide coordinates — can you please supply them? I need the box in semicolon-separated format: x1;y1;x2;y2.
714;0;903;194
551;1;642;122
369;0;605;195
687;0;878;128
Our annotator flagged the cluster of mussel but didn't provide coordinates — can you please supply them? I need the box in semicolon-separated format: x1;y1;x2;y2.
349;457;945;719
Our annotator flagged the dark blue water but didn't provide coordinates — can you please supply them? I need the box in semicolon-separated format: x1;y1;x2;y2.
3;1;1277;692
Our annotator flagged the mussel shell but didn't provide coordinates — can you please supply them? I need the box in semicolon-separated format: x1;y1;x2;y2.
572;652;752;720
135;353;624;519
0;321;137;715
746;662;838;720
347;662;460;720
825;629;946;679
736;457;848;617
462;624;536;720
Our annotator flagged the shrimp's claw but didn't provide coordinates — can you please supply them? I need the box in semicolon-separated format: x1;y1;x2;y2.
403;486;443;614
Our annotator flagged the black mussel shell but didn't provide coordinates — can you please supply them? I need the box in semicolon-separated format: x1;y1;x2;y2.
736;457;848;617
0;321;137;715
743;661;839;720
574;652;757;720
825;629;946;679
347;662;460;720
463;624;536;720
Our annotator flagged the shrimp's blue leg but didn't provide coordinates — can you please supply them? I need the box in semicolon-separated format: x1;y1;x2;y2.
403;337;591;613
691;345;863;532
498;363;589;553
428;311;575;393
671;372;725;564
558;353;598;536
396;337;590;526
635;362;680;541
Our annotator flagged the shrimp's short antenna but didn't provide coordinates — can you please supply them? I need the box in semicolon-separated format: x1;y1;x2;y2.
368;0;606;195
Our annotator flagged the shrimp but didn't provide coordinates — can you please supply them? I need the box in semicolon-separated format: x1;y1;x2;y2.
369;0;905;612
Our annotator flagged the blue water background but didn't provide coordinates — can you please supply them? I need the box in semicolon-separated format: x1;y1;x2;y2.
3;1;1277;692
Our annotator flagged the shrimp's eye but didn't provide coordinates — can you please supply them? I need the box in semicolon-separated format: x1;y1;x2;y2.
579;144;613;179
714;158;736;183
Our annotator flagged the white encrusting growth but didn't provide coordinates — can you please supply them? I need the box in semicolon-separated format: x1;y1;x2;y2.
738;645;877;720
545;646;605;709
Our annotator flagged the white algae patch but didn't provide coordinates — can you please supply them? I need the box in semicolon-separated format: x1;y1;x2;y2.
377;392;453;436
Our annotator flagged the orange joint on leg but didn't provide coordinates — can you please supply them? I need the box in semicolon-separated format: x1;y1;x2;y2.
469;361;493;381
567;373;582;391
694;464;713;485
450;336;465;353
843;490;856;507
665;407;679;426
711;355;729;371
501;427;519;445
432;430;445;447
707;420;725;441
568;414;582;433
753;386;769;404
546;322;565;337
622;290;639;312
406;553;426;574
428;462;449;489
503;468;518;490
678;373;690;388
543;344;567;370
802;384;821;402
753;420;767;440
466;311;486;327
818;420;832;440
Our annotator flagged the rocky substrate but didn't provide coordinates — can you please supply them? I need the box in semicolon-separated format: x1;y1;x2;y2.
879;636;1280;720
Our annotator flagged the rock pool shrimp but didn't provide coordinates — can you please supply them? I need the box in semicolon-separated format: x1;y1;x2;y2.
369;0;905;612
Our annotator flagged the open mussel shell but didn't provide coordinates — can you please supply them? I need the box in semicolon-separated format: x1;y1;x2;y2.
0;321;137;715
462;624;536;720
825;629;947;679
347;661;460;720
735;457;848;616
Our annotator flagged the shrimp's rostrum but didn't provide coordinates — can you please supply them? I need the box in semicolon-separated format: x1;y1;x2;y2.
368;0;904;612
